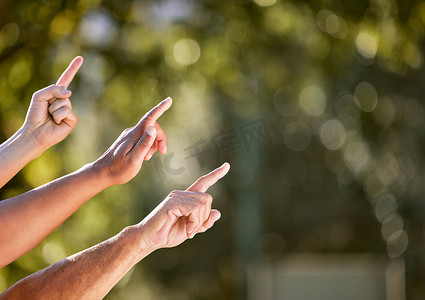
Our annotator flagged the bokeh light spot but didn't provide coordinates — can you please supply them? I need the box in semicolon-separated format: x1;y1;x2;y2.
23;150;62;188
264;5;292;33
375;153;399;186
299;85;327;117
0;23;20;47
375;195;398;223
354;81;378;112
316;10;348;39
320;119;346;150
343;140;371;174
42;241;66;265
50;10;75;37
173;39;201;66
386;230;408;258
253;0;277;7
273;86;299;117
325;14;340;35
402;43;423;69
8;57;33;89
356;31;378;59
381;213;404;241
79;10;118;47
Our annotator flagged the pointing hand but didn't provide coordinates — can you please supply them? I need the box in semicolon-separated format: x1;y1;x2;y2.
23;56;83;151
93;97;172;185
137;163;230;250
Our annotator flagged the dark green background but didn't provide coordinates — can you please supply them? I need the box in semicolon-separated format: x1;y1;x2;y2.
0;0;424;298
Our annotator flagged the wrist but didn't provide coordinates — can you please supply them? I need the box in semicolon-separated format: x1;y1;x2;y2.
79;161;115;190
13;126;45;159
120;225;156;264
90;154;138;187
87;157;120;188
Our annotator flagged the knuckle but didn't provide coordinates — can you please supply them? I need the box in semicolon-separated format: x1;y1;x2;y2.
165;206;173;216
32;90;42;99
146;110;155;118
65;98;72;107
167;198;179;209
194;198;203;207
204;193;213;203
63;106;71;112
140;138;151;148
62;107;71;114
144;112;156;121
170;190;180;195
120;127;133;138
50;84;59;92
192;191;203;198
128;156;139;167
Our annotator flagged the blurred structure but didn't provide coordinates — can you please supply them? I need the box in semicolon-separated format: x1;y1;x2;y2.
247;254;405;300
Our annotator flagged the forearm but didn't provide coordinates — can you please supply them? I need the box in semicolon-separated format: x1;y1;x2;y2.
0;126;43;188
0;162;111;267
0;226;152;300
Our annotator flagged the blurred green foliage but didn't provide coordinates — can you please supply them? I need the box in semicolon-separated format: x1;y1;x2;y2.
1;0;425;298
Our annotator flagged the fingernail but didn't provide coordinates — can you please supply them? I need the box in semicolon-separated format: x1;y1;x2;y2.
164;146;167;154
163;97;172;103
146;154;152;160
62;89;70;95
146;126;156;136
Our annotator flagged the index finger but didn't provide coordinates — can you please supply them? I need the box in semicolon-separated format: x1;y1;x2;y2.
187;162;230;193
56;56;84;89
135;97;173;129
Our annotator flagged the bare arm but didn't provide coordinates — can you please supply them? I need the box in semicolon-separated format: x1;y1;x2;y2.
0;127;44;188
0;98;172;268
0;163;229;300
0;163;109;268
0;226;149;300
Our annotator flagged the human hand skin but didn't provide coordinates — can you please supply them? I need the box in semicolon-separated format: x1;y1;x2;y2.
0;56;83;189
0;164;230;300
91;97;172;186
22;56;84;153
0;98;170;268
134;162;230;250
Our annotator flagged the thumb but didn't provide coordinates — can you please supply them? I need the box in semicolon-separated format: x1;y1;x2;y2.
131;126;157;161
